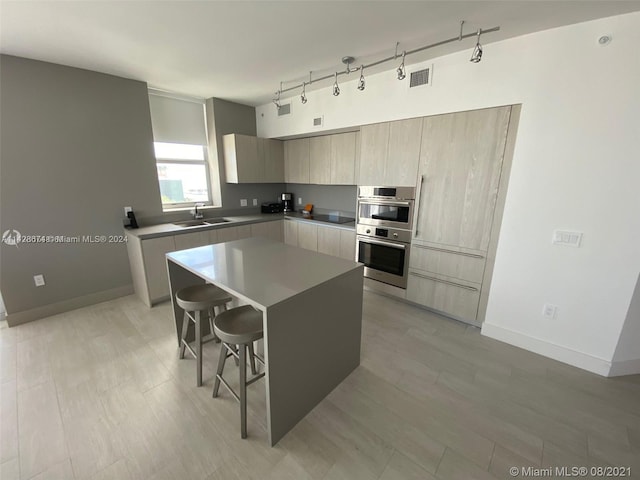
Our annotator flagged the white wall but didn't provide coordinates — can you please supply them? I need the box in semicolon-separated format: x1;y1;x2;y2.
256;12;640;376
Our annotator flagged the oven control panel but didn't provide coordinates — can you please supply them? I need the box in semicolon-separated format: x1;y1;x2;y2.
357;224;412;243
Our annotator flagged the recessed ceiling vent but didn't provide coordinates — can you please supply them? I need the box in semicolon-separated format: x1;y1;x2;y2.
313;116;323;127
410;68;431;88
278;103;291;116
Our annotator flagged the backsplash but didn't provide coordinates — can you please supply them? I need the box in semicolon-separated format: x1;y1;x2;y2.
285;184;357;216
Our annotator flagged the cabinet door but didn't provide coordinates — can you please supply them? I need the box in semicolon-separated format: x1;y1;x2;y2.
262;139;285;183
284;220;298;246
339;229;356;261
284;138;310;183
297;222;318;251
309;136;331;184
141;236;176;303
385;118;423;187
237;225;252;239
406;271;481;324
223;134;261;183
317;225;341;257
415;107;511;251
217;226;239;243
358;123;389;185
269;220;284;242
330;132;357;185
250;222;270;239
174;231;210;251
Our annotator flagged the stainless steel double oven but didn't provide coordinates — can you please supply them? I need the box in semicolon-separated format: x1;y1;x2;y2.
356;186;415;289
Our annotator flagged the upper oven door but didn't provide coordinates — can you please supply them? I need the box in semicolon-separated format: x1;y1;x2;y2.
357;199;414;230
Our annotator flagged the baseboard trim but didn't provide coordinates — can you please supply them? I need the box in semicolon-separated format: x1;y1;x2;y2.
608;358;640;377
481;323;613;377
6;284;134;327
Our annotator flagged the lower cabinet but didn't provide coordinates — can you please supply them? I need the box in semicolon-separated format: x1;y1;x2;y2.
406;271;481;322
285;220;356;261
407;241;486;325
140;236;176;306
250;220;284;242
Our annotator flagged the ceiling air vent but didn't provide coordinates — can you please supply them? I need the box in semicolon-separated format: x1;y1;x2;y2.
313;116;324;127
410;67;431;88
278;103;291;116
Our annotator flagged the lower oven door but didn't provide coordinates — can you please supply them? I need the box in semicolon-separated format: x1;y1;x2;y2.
357;235;410;289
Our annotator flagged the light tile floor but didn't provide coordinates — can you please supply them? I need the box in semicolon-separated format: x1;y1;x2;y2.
1;291;639;479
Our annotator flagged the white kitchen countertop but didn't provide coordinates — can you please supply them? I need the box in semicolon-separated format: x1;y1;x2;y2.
166;237;361;309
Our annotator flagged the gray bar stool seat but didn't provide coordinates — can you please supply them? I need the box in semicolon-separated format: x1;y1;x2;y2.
176;284;232;386
212;305;265;439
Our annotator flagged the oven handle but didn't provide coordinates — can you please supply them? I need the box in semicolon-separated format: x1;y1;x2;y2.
358;199;413;207
357;236;408;250
414;175;425;237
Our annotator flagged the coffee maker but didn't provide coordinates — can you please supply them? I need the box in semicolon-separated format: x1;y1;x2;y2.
280;193;294;212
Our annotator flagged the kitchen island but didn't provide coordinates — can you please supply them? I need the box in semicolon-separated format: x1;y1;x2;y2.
166;237;364;446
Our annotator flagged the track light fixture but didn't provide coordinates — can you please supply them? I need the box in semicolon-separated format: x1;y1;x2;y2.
397;51;406;80
357;65;365;91
470;29;483;63
271;21;499;103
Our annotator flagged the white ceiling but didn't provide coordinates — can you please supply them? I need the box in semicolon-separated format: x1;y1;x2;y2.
1;1;639;106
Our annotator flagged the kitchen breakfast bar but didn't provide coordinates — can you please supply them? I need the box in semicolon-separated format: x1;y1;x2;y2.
165;237;364;446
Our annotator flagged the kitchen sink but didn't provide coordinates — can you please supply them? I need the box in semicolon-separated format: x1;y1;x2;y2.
172;218;231;227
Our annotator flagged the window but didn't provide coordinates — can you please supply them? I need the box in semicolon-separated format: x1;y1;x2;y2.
148;91;216;209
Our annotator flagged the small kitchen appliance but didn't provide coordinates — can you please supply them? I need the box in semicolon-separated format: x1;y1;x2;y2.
280;193;294;212
261;202;283;214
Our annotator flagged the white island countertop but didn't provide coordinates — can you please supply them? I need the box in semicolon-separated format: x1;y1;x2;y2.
166;237;361;310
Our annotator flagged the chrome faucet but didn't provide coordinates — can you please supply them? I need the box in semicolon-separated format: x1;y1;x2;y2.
192;203;205;220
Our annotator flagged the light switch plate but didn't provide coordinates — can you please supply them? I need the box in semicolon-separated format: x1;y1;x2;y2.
552;230;582;247
252;199;258;206
542;303;558;319
240;199;248;207
34;274;45;287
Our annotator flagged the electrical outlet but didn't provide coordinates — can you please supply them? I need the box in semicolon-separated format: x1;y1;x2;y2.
240;199;248;207
34;274;45;287
542;304;558;319
298;197;302;205
124;206;132;216
252;199;258;206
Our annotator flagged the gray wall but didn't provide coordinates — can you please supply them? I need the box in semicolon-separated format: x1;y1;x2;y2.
285;184;357;216
0;55;162;315
612;273;640;364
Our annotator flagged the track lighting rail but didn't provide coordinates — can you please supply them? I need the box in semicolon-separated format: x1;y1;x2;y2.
274;24;500;98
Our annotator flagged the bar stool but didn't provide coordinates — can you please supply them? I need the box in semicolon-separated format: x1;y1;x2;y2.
212;305;265;439
176;284;233;387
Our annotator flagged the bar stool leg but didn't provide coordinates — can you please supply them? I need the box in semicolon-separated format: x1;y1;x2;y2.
179;310;189;359
212;343;228;398
195;310;202;387
239;344;247;439
248;342;257;375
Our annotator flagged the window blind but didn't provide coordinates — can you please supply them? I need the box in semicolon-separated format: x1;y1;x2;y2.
148;92;207;145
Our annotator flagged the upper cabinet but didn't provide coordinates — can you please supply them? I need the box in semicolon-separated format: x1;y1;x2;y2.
284;138;310;183
357;118;422;186
285;132;358;185
414;106;511;252
223;134;284;183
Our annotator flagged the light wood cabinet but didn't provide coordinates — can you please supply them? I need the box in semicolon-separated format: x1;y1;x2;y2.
357;119;422;186
297;222;318;251
330;132;357;185
358;123;389;185
309;136;331;184
223;134;283;183
406;271;481;322
217;226;238;243
284;138;310;183
284;220;298;246
414;107;510;251
385;118;423;186
173;231;210;251
141;236;176;304
261;138;285;183
317;225;340;257
250;220;284;242
339;229;356;261
409;244;486;284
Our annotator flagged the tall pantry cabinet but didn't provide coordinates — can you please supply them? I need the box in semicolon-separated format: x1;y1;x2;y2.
407;105;519;326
